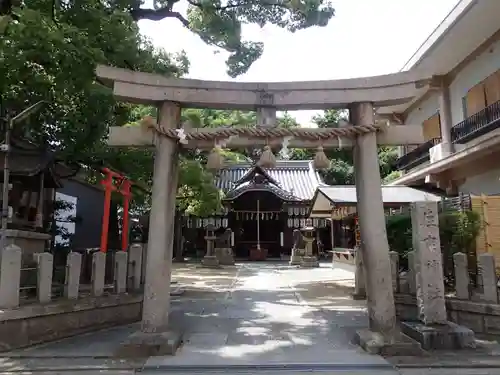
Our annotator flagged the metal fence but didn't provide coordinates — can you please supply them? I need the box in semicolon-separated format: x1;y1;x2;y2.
438;193;472;212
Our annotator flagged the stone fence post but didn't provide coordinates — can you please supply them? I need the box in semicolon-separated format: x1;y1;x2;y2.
407;251;417;295
114;251;128;294
389;251;399;293
128;243;143;291
36;252;53;303
478;253;498;303
65;252;82;299
141;243;147;286
92;252;106;297
0;245;22;308
353;248;366;299
453;252;470;300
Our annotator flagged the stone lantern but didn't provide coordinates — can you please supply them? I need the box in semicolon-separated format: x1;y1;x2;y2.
300;226;319;268
202;224;220;268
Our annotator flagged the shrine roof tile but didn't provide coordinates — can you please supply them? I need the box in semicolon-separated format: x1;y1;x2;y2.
215;160;324;201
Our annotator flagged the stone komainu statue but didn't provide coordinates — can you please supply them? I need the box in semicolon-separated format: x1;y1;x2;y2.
214;228;234;265
215;228;232;248
292;229;305;250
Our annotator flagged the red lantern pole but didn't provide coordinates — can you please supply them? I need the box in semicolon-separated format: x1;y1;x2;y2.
100;168;120;253
119;179;132;251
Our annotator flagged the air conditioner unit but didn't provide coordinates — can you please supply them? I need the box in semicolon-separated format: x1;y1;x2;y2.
429;142;465;163
429;143;451;163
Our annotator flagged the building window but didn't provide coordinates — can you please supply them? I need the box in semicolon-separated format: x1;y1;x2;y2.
422;112;441;141
463;69;500;117
484;70;500;105
465;83;486;117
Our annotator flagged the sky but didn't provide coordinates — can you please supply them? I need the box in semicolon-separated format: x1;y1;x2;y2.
139;0;459;125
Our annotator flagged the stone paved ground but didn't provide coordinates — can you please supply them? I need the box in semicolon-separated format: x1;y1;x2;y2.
2;261;500;374
143;262;387;369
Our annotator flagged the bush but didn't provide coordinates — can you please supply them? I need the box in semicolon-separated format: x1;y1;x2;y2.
439;210;481;256
386;214;412;269
386;209;481;273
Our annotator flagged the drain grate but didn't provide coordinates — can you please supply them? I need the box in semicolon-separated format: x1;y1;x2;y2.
141;363;396;373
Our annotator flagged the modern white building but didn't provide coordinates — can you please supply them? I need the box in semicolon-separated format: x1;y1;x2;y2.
380;0;500;195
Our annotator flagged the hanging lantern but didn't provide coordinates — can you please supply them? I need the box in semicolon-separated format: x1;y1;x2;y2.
207;146;224;171
313;145;330;170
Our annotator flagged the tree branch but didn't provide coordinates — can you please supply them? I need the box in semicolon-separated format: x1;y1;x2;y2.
131;8;189;26
130;1;189;27
130;0;291;22
186;0;287;11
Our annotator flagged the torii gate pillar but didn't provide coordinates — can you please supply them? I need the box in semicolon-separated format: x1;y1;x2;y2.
117;102;183;357
141;102;180;333
350;103;406;353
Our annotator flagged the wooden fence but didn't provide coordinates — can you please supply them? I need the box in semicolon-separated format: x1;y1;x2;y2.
472;195;500;271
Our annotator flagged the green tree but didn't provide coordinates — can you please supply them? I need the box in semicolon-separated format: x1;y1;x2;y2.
0;2;188;163
287;110;398;185
0;0;336;218
3;0;335;77
312;109;344;128
0;1;205;216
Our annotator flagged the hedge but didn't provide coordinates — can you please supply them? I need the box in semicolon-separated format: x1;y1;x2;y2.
386;210;481;277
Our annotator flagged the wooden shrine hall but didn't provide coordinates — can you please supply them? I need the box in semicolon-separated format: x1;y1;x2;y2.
185;160;328;260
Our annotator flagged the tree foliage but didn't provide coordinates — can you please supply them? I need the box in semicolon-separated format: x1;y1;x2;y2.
287;109;398;185
0;0;397;221
131;0;335;77
2;0;335;77
0;1;188;163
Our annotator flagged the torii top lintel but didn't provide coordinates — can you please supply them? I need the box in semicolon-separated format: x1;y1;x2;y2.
95;65;433;111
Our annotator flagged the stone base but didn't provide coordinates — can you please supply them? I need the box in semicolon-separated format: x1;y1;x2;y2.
400;321;476;351
215;248;235;265
300;256;319;268
116;330;183;358
201;255;221;268
353;329;423;356
289;255;302;266
351;292;367;300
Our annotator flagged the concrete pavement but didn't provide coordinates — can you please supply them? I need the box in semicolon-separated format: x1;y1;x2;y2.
1;261;500;374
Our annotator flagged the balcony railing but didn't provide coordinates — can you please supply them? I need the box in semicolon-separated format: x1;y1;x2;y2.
395;100;500;172
395;137;441;171
451;100;500;144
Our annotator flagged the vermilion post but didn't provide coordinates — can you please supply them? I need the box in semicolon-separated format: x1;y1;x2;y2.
100;168;120;253
120;179;132;251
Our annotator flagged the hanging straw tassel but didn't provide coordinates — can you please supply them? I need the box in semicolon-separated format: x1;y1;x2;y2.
139;115;156;131
258;145;276;168
207;146;224;171
313;145;330;170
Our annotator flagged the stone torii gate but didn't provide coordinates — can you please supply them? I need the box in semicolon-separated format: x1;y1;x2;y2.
97;65;431;355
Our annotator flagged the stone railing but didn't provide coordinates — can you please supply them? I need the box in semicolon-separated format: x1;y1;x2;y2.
0;243;145;352
331;249;356;266
391;250;500;334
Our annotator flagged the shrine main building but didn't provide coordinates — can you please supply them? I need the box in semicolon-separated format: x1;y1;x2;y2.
185;160;328;259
